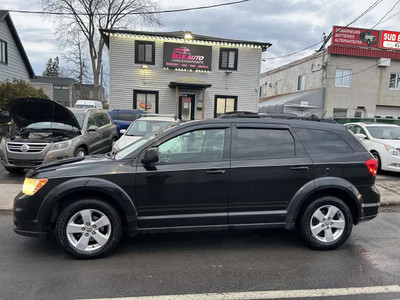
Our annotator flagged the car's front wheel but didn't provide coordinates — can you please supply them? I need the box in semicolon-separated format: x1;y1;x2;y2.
55;198;122;259
299;196;353;250
74;147;87;157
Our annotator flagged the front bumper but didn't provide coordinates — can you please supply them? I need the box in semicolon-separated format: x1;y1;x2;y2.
13;192;49;239
1;143;75;170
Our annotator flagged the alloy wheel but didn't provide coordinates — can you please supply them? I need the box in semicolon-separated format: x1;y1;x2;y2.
309;205;346;243
66;209;112;252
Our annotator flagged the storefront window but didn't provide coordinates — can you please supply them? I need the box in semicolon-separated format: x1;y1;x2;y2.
219;48;238;70
214;95;237;117
134;90;158;113
135;41;155;65
333;108;347;118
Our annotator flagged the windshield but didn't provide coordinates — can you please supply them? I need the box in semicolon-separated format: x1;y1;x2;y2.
115;123;178;160
25;122;78;131
72;113;85;128
367;126;400;139
126;120;175;136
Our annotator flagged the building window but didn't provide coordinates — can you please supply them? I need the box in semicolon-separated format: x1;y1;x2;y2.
335;69;352;87
135;41;155;65
214;95;238;118
53;85;62;90
297;75;305;91
82;91;89;99
134;90;158;113
389;73;400;90
0;40;7;64
219;48;238;70
333;108;348;118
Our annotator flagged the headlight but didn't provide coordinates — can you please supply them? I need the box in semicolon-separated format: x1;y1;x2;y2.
22;178;48;195
51;140;72;150
385;145;400;156
0;138;5;149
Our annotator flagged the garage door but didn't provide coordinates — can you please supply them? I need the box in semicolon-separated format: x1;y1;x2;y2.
375;105;400;119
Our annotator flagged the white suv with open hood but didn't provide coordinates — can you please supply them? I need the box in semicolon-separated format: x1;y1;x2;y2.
0;98;117;173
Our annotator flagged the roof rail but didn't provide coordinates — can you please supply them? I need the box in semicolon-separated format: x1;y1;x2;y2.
218;111;336;123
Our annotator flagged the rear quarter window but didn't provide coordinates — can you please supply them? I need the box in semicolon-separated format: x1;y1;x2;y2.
295;128;354;155
234;128;295;159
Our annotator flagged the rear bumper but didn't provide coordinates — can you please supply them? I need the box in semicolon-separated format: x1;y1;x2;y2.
357;184;380;222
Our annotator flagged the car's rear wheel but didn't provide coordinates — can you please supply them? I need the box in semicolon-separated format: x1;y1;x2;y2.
299;196;353;250
74;147;87;157
55;198;122;259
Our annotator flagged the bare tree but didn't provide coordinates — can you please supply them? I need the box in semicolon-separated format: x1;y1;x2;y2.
41;0;161;99
62;30;90;84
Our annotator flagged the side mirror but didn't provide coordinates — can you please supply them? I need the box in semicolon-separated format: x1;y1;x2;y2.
87;125;99;132
141;147;159;165
355;133;368;140
120;129;126;135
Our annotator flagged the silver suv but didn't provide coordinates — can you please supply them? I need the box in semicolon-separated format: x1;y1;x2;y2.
0;98;118;173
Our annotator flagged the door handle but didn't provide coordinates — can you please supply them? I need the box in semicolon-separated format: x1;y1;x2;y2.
290;166;309;171
205;169;226;175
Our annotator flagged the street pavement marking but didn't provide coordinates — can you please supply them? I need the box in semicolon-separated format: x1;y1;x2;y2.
80;285;400;300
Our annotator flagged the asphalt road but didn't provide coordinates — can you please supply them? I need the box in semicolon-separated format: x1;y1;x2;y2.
0;207;399;300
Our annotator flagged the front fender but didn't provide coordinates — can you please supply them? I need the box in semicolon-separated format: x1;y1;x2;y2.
36;177;138;234
285;177;361;230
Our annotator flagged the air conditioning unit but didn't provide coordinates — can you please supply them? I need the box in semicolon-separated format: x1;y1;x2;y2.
377;58;391;67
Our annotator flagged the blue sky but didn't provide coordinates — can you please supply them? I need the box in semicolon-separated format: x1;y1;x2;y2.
2;0;400;76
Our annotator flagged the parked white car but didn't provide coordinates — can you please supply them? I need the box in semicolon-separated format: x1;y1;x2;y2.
346;122;400;172
74;100;103;109
112;115;179;153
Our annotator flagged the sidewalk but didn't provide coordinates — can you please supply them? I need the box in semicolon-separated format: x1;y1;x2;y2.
0;181;398;211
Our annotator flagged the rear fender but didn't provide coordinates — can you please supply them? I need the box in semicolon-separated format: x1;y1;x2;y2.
285;177;361;230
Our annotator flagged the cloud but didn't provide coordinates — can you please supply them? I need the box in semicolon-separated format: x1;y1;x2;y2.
3;0;400;75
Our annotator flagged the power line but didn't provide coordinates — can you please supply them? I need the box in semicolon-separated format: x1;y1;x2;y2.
378;10;400;25
326;58;390;80
2;0;249;16
372;0;400;28
264;0;383;60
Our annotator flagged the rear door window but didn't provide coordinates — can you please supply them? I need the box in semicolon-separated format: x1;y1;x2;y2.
233;128;295;159
296;128;354;155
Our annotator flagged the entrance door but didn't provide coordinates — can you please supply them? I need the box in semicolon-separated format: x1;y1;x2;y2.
179;95;195;121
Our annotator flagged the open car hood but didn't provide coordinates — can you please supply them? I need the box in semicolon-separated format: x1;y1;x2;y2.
8;98;81;130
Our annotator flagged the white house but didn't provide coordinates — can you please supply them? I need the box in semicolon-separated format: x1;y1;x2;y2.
101;29;271;120
0;10;35;82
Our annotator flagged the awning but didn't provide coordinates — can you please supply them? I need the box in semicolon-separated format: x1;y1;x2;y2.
168;76;212;90
258;88;325;117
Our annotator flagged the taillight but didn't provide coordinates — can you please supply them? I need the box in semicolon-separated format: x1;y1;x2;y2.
365;158;377;176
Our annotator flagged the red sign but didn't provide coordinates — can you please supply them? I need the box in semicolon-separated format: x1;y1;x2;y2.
380;30;400;50
332;26;379;48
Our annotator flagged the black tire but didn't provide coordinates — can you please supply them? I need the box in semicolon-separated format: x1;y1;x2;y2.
111;137;117;151
4;166;23;174
74;147;87;157
55;198;122;259
371;151;381;173
299;196;353;250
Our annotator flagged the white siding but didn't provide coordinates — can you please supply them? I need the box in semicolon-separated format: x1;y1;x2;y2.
0;19;30;82
109;35;262;118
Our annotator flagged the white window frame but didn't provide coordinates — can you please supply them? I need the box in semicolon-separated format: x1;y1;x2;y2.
335;69;352;87
297;75;305;91
389;73;400;90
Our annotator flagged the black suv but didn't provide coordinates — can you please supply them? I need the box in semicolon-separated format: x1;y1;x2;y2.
13;115;379;258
